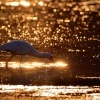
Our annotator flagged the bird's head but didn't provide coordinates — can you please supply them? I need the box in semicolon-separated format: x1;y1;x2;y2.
48;54;54;62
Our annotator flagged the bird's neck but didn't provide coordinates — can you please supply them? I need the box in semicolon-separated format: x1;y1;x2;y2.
31;51;48;58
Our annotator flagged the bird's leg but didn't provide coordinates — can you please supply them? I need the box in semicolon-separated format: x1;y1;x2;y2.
6;54;15;69
18;55;24;75
19;55;24;68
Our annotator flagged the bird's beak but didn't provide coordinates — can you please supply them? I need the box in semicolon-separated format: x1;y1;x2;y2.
49;55;54;62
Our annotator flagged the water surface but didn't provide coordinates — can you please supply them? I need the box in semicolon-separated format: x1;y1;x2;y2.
0;85;100;100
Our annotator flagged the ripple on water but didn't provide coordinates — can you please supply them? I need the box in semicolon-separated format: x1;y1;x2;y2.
0;85;100;100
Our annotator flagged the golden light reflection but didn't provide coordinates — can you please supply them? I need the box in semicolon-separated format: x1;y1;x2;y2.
0;85;100;99
5;0;30;7
38;1;44;6
54;61;68;67
5;1;19;6
20;0;30;7
0;61;68;69
26;16;38;21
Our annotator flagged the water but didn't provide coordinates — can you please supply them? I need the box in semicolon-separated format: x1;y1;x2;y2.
0;61;100;85
0;0;100;99
0;85;100;100
0;61;68;68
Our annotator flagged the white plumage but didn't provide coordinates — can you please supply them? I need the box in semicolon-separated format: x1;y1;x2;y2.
0;40;53;69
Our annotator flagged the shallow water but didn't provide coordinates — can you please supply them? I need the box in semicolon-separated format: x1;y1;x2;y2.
0;61;68;68
0;85;100;100
0;0;100;99
0;61;100;85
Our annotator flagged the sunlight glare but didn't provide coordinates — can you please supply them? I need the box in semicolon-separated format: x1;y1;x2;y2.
0;61;67;69
38;1;44;6
26;16;38;21
0;85;100;99
5;2;19;6
20;0;30;7
54;61;68;67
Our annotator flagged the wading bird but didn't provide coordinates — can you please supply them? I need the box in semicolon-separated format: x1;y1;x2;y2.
0;40;53;69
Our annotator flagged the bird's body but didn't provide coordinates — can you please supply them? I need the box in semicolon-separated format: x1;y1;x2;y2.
0;40;53;69
0;40;39;56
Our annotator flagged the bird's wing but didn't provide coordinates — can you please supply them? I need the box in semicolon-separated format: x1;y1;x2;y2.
0;41;33;55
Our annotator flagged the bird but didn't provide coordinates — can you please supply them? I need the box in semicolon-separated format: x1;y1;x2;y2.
0;40;53;69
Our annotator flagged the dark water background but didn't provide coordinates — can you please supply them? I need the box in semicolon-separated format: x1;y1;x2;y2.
0;0;100;85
